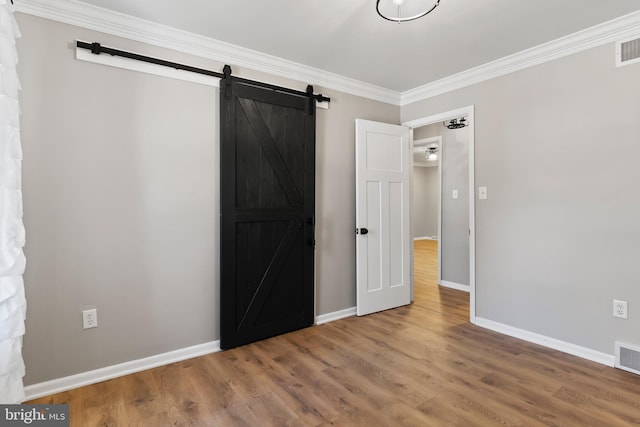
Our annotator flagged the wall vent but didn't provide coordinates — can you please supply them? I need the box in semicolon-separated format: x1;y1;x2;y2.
616;37;640;67
615;341;640;375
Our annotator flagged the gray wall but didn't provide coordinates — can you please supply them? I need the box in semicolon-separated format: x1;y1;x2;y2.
17;13;399;385
415;124;469;286
412;166;439;239
403;42;640;355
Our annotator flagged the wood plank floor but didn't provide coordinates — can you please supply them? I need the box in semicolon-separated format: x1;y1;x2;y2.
29;240;640;426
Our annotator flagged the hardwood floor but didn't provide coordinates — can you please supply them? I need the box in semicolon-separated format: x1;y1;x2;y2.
29;240;640;426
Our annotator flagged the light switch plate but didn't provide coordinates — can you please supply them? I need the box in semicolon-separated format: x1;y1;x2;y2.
479;186;488;200
452;189;458;199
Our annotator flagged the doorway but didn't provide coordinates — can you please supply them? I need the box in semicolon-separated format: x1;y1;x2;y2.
405;106;476;322
412;135;442;287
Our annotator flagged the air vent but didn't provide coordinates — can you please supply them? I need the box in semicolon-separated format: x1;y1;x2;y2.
615;341;640;375
616;37;640;67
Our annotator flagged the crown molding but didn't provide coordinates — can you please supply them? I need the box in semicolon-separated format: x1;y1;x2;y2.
14;0;402;105
401;10;640;106
14;1;640;107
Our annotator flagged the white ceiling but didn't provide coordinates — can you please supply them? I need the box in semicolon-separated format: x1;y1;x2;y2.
74;0;640;92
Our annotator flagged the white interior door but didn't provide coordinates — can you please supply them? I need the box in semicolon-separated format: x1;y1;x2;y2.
355;119;411;316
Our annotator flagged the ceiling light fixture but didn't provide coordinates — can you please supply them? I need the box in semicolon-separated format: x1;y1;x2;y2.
376;0;440;23
444;117;466;129
426;146;438;161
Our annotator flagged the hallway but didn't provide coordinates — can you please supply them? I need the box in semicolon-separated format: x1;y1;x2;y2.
414;239;468;320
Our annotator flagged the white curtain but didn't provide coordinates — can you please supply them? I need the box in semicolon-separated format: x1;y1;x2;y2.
0;0;26;404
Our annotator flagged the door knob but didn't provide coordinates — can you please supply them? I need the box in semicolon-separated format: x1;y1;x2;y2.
357;228;368;235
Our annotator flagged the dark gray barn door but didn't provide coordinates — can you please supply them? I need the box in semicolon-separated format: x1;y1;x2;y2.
220;77;315;349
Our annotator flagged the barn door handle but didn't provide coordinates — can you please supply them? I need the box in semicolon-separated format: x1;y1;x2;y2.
356;228;368;235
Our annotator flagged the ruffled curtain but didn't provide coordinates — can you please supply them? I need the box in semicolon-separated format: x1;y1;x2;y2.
0;0;26;404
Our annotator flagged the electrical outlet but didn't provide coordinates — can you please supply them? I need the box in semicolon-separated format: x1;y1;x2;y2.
82;308;98;329
613;300;628;319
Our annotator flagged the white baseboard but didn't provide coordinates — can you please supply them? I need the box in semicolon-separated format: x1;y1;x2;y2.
24;340;220;401
24;306;359;401
414;236;437;241
475;317;615;367
315;306;356;325
439;280;470;293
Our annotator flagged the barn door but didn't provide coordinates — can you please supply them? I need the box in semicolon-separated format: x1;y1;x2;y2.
220;77;315;349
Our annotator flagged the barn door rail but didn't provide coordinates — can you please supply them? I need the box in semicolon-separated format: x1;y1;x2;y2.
76;41;331;105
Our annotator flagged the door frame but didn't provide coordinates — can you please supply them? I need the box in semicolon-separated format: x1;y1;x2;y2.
403;105;476;324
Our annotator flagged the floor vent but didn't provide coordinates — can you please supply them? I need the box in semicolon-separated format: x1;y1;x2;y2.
615;342;640;375
616;37;640;67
